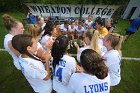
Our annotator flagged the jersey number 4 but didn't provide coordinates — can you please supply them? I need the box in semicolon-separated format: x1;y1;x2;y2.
56;67;63;82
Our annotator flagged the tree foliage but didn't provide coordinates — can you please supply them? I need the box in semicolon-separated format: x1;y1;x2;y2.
0;0;129;12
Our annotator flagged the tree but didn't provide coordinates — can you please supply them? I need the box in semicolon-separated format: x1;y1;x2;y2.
0;0;129;12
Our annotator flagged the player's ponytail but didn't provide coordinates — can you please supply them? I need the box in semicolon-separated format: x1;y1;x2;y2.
115;35;123;57
80;49;108;79
107;33;123;56
90;30;102;55
51;36;69;69
27;24;42;38
2;14;19;30
94;60;108;79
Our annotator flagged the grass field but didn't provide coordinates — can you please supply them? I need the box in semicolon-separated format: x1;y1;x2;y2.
0;12;140;93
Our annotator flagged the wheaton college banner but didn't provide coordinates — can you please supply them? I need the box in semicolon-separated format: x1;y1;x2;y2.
26;3;119;18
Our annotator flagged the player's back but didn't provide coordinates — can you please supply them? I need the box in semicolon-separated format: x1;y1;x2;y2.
103;49;121;86
68;73;110;93
53;55;76;93
4;34;21;70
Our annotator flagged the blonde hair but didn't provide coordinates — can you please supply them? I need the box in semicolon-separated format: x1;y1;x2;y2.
90;30;102;55
107;33;123;56
2;14;20;30
27;24;42;38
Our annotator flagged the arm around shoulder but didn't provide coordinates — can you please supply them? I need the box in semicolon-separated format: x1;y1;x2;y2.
43;51;52;80
8;41;20;57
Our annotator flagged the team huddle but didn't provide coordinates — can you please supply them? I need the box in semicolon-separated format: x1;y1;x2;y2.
3;14;123;93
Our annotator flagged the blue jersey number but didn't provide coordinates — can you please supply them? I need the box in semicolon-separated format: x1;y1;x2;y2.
56;67;63;82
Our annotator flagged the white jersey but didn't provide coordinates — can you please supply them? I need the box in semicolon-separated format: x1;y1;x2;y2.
18;57;52;93
75;26;85;35
103;50;121;86
34;42;44;55
40;34;50;47
77;45;91;62
60;24;68;37
68;25;76;32
85;20;93;27
60;24;68;32
4;34;21;70
41;23;46;35
53;55;76;93
68;73;110;93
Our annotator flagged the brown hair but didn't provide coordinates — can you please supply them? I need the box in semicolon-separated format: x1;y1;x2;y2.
27;24;42;38
54;22;60;27
12;34;40;61
84;29;95;41
42;21;54;37
80;49;108;79
78;21;83;26
2;14;20;30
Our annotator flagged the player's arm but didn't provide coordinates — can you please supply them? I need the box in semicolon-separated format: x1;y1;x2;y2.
43;49;52;80
37;47;46;61
74;42;80;53
8;41;20;57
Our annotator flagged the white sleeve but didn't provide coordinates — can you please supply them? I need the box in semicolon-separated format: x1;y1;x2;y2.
60;24;65;32
69;58;77;73
77;48;83;62
37;42;43;50
77;47;85;62
40;35;50;46
77;53;80;62
68;25;71;31
82;27;86;32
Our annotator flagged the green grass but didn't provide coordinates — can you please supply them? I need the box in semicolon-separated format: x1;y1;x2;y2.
0;13;140;93
110;60;140;93
0;52;33;93
116;18;140;58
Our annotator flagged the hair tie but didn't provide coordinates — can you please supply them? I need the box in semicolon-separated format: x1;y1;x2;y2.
56;40;59;43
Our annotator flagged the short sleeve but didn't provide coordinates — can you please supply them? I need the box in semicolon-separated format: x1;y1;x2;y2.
69;57;76;73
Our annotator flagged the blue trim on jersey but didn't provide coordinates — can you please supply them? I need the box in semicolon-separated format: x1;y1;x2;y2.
84;82;108;93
